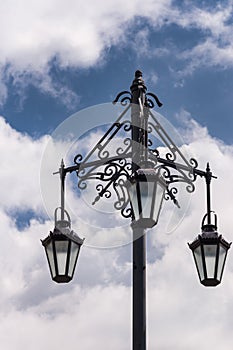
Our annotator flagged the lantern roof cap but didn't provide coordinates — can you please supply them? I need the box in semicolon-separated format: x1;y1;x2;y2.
136;168;157;176
189;229;231;251
41;224;84;247
131;168;167;186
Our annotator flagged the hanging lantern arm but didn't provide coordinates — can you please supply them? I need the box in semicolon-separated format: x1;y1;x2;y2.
60;159;66;221
201;212;217;231
52;158;68;224
202;163;218;230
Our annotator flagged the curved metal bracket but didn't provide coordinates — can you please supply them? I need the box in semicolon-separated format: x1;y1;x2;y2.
202;212;217;230
54;73;216;221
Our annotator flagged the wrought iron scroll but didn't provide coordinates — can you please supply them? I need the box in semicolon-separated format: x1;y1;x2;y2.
145;92;163;108
66;89;209;219
113;90;163;109
71;102;133;218
148;109;196;166
76;158;132;219
74;104;131;167
113;91;132;106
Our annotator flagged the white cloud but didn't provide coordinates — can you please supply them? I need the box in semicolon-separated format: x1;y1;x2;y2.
0;116;50;213
0;0;172;71
0;0;173;105
183;2;233;39
133;2;233;78
2;0;233;104
173;2;233;75
2;68;233;350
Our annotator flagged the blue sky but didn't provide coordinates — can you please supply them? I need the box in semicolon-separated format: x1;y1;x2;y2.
1;0;233;142
1;1;233;349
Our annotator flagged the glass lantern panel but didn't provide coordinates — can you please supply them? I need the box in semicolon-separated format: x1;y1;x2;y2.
55;240;69;275
46;241;56;278
139;181;154;219
193;245;204;281
217;244;227;281
203;244;217;278
68;242;80;277
128;183;140;221
152;182;165;224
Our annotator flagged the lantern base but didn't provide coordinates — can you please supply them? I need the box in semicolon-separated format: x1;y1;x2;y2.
52;275;73;283
201;278;220;287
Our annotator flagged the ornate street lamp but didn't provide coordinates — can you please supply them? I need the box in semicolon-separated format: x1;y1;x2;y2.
42;71;231;350
127;167;167;228
189;164;231;286
42;160;84;283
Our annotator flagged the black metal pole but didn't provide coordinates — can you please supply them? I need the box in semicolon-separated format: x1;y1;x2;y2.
132;225;146;350
205;163;212;225
60;159;65;221
130;71;147;350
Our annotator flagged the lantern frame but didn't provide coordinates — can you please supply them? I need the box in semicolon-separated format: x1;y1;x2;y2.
189;214;231;286
127;167;167;228
41;208;84;283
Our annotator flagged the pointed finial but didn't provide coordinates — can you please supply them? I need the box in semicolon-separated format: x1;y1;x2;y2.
135;70;143;78
130;70;147;95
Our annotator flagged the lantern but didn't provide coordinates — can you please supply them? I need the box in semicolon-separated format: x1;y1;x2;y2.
189;214;231;286
42;208;84;283
127;168;167;228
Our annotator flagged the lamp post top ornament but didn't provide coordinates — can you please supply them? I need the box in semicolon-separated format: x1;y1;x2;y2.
130;70;147;95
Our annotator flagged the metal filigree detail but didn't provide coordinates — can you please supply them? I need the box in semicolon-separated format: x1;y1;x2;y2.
76;158;132;211
147;109;199;169
116;137;132;156
156;164;195;191
113;178;132;219
145;92;163;108
121;205;132;219
165;187;180;208
72;101;201;213
55;72;214;225
113;91;132;106
74;154;83;165
113;91;163;110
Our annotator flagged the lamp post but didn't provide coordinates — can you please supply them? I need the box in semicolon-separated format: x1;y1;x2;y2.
42;71;231;350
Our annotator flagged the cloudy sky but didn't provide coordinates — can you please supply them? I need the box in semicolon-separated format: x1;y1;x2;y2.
1;0;233;349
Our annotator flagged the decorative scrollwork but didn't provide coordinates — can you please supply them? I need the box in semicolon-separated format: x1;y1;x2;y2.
167;186;178;198
113;178;129;211
121;205;132;219
116;138;132;156
155;164;196;194
145;92;163;109
190;157;198;168
76;158;132;214
78;180;87;190
166;150;176;162
188;158;198;181
123;120;132;132
56;72;215;226
74;154;83;164
96;184;111;199
186;182;195;193
113;91;132;106
164;187;180;208
98;148;110;160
